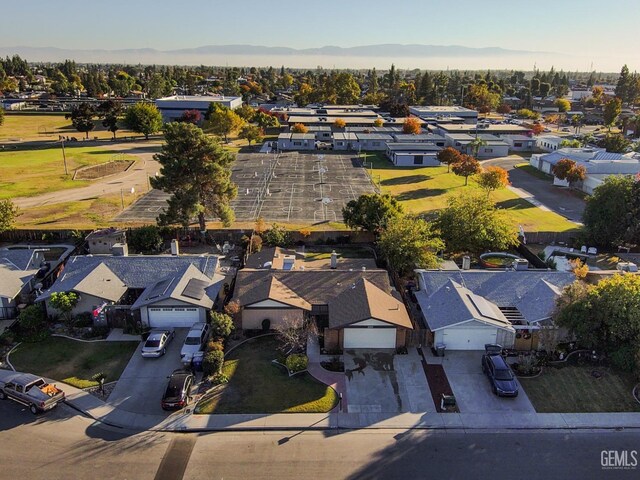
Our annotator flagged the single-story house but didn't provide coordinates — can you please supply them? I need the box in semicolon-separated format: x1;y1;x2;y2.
415;266;575;350
529;148;640;194
277;133;316;151
234;267;412;350
1;249;47;320
535;135;563;152
37;253;224;328
385;143;441;166
86;227;126;254
502;134;536;152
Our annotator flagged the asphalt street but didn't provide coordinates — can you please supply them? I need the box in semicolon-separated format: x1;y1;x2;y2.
1;402;639;480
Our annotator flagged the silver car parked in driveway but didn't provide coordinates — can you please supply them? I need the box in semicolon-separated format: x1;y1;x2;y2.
180;322;210;365
141;329;175;358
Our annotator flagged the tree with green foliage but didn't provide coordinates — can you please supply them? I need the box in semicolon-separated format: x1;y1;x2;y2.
559;139;581;148
437;147;462;173
124;102;163;139
65;102;96;139
436;191;518;254
0;106;4;126
152;122;237;231
0;199;18;233
468;137;488;157
97;99;122;139
255;111;280;129
235;104;256;123
583;175;635;247
451;154;481;186
464;83;500;113
603;97;622;131
49;291;79;325
556;274;640;373
129;225;163;254
203;350;224;376
209;312;234;338
342;193;404;234
476;166;509;197
17;305;48;342
205;104;244;142
262;223;291;246
238;124;263;145
624;176;640;245
599;133;631;153
377;215;444;276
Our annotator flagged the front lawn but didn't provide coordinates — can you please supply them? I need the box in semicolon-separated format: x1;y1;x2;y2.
10;337;138;389
363;152;578;233
519;363;640;413
195;336;338;414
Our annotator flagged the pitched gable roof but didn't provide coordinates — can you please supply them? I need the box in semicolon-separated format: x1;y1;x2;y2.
328;278;412;329
420;279;512;331
515;278;562;323
73;262;127;302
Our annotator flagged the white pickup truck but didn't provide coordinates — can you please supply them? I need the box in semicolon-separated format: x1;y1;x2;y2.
0;370;65;414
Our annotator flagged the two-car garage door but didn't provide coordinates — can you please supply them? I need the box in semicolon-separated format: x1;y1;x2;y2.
343;327;396;349
439;326;497;350
148;307;200;328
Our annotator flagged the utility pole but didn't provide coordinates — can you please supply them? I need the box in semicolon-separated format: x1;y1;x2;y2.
61;139;68;175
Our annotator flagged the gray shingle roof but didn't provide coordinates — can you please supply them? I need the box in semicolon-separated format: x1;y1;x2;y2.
416;270;574;324
0;249;41;271
38;255;218;301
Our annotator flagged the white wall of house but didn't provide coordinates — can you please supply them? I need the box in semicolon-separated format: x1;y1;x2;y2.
343;318;397;349
242;306;304;329
433;320;500;350
391;152;440;166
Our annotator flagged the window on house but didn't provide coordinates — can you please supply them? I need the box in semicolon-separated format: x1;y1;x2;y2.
486;148;493;153
414;155;424;165
293;141;301;146
514;142;522;147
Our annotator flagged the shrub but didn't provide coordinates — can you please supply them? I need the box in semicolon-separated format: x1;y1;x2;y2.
83;325;110;339
285;354;308;373
211;372;229;385
16;305;49;342
73;312;94;328
128;225;164;254
209;312;234;338
203;350;224;376
262;224;291;246
250;234;263;253
206;338;224;352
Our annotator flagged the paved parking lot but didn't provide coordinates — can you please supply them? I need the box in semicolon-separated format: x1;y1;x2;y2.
439;351;535;413
107;328;190;415
344;348;435;413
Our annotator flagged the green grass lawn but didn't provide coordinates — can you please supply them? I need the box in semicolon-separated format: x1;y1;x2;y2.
0;146;137;199
10;337;138;389
305;246;374;262
195;336;338;414
0;113;141;142
519;363;640;413
363;152;578;233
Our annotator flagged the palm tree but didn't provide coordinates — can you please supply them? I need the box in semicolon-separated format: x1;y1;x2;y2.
469;137;487;157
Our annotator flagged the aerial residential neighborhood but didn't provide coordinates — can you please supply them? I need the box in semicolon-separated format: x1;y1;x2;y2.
1;1;640;479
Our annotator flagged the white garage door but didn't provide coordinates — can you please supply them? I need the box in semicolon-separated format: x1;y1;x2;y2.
343;327;396;349
148;307;200;328
440;326;497;350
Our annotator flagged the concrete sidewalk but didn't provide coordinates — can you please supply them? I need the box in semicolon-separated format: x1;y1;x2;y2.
61;380;640;432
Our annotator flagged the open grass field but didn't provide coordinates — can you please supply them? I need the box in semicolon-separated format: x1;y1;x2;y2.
519;363;640;413
0;146;137;199
364;153;579;233
10;336;138;389
195;336;338;414
0;112;141;142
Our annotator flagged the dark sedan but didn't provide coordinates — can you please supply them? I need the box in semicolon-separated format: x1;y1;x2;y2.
161;369;194;411
481;344;519;397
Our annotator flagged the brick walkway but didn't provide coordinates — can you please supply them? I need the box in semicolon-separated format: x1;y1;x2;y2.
307;334;348;412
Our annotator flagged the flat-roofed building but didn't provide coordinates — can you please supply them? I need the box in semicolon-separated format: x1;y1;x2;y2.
155;95;242;122
386;143;442;166
409;106;478;124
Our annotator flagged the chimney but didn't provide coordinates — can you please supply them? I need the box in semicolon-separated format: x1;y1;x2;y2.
111;243;128;257
330;250;337;269
171;239;179;256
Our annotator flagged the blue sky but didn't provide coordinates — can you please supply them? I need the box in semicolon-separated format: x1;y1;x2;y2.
1;0;639;70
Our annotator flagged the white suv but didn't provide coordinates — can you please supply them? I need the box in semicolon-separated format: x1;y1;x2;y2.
180;322;210;365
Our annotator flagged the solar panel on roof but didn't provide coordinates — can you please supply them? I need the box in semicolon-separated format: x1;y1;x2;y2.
468;294;502;321
146;278;174;300
182;278;209;300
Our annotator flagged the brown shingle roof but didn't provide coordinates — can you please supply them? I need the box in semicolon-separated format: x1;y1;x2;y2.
234;269;392;307
328;278;412;329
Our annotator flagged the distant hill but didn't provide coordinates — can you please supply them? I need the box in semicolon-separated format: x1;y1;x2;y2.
0;43;564;70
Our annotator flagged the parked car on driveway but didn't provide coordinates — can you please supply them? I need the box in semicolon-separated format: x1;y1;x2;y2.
481;344;519;397
0;371;65;414
180;322;210;365
161;369;194;411
141;329;175;358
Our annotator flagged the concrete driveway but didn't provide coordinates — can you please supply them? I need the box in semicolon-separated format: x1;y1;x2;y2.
484;155;585;223
440;351;535;413
107;328;189;415
344;348;435;413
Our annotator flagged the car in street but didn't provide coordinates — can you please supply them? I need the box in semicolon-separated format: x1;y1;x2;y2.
141;329;175;358
161;369;194;411
481;344;519;397
0;371;65;414
180;322;210;365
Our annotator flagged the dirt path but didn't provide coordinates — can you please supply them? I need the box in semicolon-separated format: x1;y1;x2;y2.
13;142;163;209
